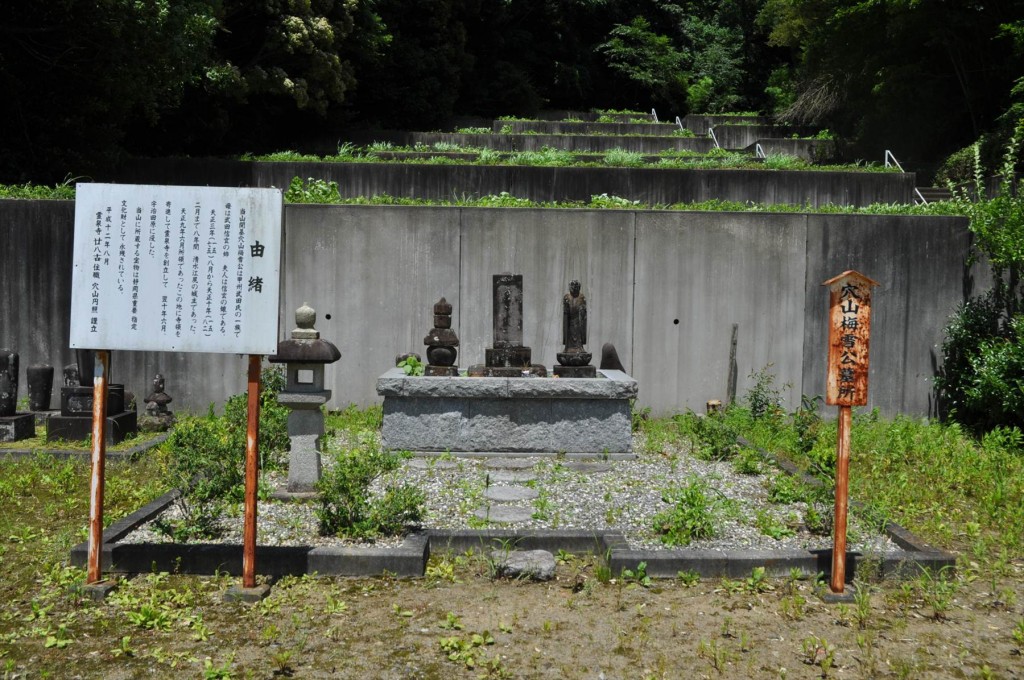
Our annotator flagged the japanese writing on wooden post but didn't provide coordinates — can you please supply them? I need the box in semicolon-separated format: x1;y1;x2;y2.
824;271;879;407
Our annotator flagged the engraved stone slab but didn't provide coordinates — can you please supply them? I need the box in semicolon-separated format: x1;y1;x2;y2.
493;274;523;348
484;486;539;502
564;461;613;474
490;550;556;581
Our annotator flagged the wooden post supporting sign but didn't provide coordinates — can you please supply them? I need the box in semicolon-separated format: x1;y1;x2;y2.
243;354;262;589
87;350;111;585
823;271;879;594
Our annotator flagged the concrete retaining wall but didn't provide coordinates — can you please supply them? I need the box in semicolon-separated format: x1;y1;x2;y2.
746;139;836;163
108;160;916;207
340;130;717;154
713;125;809;150
1;200;972;418
683;115;772;135
493;120;682;136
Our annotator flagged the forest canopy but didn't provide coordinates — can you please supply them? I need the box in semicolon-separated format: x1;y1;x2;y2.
1;0;1022;182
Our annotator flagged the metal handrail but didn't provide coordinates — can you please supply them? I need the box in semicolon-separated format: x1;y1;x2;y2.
709;126;721;149
755;143;766;159
651;108;659;123
675;116;685;131
883;149;904;172
885;150;928;204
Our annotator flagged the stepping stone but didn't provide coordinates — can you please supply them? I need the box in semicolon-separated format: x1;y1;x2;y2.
407;458;460;469
473;506;533;524
564;461;612;474
484;486;538;502
483;458;536;470
489;549;556;581
486;470;537;484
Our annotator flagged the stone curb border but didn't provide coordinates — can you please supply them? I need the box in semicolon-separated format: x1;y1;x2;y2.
0;431;171;461
70;487;954;582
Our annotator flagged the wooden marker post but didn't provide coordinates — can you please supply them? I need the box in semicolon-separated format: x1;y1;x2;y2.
823;271;878;594
87;350;111;584
242;355;262;589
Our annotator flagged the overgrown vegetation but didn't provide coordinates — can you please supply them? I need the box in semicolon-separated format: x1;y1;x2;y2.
155;366;289;541
315;439;424;539
936;122;1024;432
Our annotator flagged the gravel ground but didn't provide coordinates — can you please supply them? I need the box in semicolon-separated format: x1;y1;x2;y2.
123;430;901;557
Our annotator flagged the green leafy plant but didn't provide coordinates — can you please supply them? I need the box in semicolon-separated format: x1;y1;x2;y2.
651;477;720;546
754;509;795;540
620;561;652;587
284;176;341;204
397;355;425;376
315;440;424;539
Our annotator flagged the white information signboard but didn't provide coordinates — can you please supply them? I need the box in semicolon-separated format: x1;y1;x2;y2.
70;183;282;354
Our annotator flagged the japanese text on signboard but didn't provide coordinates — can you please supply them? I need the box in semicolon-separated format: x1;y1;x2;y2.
70;184;282;354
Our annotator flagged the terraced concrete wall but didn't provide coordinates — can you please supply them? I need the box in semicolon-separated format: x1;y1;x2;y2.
683;115;772;135
1;201;972;417
339;130;716;154
109;160;915;207
493;120;681;136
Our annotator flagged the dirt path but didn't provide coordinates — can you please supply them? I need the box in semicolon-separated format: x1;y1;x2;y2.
6;553;1022;679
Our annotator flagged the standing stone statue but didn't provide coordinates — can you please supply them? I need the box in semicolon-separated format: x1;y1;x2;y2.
554;280;596;378
139;373;176;432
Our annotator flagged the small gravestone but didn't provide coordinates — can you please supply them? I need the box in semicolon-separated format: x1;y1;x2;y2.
46;350;137;444
554;280;596;378
0;349;34;442
469;274;547;377
139;373;176;432
489;549;556;581
423;297;459;376
27;364;54;411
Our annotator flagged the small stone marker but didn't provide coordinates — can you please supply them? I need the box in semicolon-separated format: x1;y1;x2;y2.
554;280;596;378
27;364;54;412
490;549;556;581
269;303;341;493
139;373;176;432
423;297;459;376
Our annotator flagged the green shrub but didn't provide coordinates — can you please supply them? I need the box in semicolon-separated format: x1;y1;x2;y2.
155;414;243;540
651;477;719;546
316;441;424;539
685;412;741;461
222;365;290;470
935;289;1009;428
602;148;644;167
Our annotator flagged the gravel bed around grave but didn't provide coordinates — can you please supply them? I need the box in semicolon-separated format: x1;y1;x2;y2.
121;431;901;557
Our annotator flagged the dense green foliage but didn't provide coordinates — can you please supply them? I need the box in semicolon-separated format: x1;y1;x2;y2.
6;1;1020;182
156;366;289;540
315;440;424;539
936;125;1024;431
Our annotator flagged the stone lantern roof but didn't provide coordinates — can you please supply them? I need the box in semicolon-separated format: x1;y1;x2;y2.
268;303;341;364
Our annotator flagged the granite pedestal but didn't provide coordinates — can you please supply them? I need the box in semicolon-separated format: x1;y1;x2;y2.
377;367;638;457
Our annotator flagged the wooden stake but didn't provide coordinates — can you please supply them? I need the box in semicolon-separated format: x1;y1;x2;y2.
242;354;261;588
830;404;852;593
87;350;110;584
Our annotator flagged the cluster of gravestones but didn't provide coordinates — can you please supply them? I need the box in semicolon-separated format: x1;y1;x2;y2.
0;347;175;444
410;274;624;379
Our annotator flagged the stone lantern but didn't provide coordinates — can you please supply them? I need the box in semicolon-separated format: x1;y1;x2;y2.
269;303;341;493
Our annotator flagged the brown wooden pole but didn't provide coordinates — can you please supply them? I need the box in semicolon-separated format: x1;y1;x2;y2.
87;350;110;584
242;354;261;588
830;404;852;593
